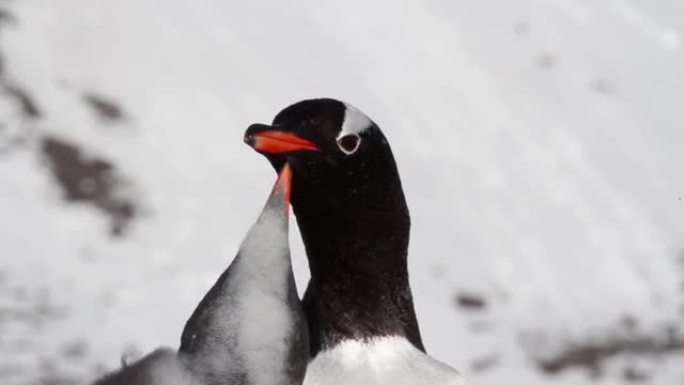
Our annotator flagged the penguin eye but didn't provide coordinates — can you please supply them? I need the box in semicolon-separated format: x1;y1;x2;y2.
336;134;361;155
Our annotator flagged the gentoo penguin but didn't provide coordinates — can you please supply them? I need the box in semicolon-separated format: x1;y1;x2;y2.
244;99;467;385
92;164;309;385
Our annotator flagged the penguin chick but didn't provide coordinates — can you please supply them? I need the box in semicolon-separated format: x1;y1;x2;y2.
92;164;309;385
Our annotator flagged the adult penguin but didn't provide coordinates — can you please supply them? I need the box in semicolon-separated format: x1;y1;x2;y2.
245;99;467;385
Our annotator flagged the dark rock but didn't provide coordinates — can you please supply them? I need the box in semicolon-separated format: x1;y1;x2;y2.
623;366;651;383
3;83;42;118
470;353;501;373
454;292;487;311
533;321;684;378
41;136;137;236
83;93;126;123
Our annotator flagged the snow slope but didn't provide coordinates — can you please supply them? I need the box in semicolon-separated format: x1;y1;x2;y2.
0;0;682;384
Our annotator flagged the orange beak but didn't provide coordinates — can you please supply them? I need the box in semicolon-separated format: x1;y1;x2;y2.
245;126;319;154
274;162;292;206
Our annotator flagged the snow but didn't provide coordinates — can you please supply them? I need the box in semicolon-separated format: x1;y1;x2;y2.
0;0;682;384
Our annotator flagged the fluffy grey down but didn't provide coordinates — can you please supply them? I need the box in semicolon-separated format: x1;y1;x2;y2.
91;171;308;385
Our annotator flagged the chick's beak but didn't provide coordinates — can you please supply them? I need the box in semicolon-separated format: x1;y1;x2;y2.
244;124;319;154
274;163;292;206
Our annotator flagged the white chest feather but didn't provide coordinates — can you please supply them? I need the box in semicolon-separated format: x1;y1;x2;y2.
303;337;467;385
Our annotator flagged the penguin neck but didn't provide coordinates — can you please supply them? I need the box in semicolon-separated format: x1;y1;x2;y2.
294;168;424;356
179;188;294;363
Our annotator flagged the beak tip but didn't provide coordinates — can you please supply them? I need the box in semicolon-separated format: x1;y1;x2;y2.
243;126;319;154
272;162;292;209
243;134;255;148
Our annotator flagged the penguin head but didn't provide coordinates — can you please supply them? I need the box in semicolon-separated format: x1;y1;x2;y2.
244;98;397;205
246;99;410;280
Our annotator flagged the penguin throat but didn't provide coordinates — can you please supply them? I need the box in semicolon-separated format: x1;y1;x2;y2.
293;190;425;356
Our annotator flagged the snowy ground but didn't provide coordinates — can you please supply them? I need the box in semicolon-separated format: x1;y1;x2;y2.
0;0;683;384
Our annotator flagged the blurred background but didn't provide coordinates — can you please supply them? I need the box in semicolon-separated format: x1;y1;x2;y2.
1;0;683;384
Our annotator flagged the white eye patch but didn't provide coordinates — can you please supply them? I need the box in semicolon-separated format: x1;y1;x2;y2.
339;103;372;136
